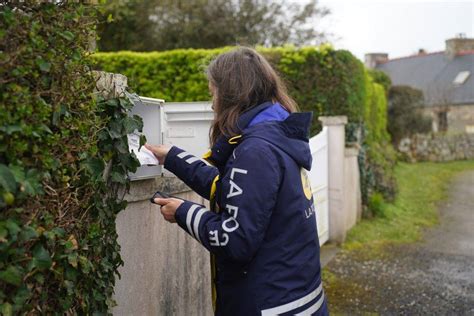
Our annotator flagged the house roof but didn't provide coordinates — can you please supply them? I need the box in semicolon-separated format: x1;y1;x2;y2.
376;51;474;106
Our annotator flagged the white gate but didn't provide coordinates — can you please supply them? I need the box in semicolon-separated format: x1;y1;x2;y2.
308;127;329;245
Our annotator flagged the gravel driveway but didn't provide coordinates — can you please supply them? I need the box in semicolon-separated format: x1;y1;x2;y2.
324;171;474;315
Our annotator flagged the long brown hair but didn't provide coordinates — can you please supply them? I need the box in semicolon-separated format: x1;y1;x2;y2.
206;47;298;146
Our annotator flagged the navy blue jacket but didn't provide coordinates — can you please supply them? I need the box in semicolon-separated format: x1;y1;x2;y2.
164;101;329;316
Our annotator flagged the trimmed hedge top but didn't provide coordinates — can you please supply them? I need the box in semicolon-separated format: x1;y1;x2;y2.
93;46;367;135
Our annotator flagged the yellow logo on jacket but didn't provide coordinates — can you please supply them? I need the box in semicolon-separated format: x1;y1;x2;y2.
300;168;312;200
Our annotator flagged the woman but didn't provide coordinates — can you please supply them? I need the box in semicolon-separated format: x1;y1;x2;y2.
145;47;329;316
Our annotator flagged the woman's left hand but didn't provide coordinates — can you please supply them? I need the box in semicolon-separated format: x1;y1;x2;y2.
153;198;184;223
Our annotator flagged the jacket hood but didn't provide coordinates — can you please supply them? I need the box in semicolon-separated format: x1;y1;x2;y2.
243;109;313;170
206;101;313;171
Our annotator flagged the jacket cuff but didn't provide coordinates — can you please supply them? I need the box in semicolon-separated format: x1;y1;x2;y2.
164;145;185;173
175;200;208;243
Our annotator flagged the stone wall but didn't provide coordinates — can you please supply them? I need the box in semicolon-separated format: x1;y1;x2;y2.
398;133;474;162
421;104;474;134
113;176;213;316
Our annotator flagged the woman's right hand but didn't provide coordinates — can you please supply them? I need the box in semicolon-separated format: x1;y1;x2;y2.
144;144;171;165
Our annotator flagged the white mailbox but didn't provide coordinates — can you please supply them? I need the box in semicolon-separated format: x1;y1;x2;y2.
128;97;214;181
128;95;164;181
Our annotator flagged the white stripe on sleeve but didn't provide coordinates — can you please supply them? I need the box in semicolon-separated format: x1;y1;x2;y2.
177;151;191;159
185;204;200;238
192;208;208;243
185;156;201;164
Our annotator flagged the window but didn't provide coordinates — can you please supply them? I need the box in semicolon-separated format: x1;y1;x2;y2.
453;71;470;85
438;111;448;132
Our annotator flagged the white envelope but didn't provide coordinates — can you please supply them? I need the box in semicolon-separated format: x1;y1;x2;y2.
127;133;159;166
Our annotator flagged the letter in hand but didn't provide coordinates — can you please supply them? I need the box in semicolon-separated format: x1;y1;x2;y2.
144;144;171;165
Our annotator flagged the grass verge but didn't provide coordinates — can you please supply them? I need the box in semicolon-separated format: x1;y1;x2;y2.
344;160;474;250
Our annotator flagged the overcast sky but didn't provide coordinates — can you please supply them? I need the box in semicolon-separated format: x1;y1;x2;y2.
314;0;474;61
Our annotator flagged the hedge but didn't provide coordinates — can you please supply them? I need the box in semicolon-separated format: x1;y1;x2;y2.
364;76;390;144
359;73;397;208
368;68;391;95
92;46;367;135
0;3;141;314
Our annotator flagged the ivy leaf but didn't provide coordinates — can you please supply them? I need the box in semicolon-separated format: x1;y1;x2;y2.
122;116;141;134
110;171;126;184
9;165;25;183
0;225;7;242
58;31;74;41
108;120;123;139
0;164;17;193
139;134;147;148
51;227;66;238
71;49;81;61
12;284;31;308
0;266;22;286
21;169;43;196
78;256;91;273
35;58;51;72
32;245;52;270
19;225;38;242
4;219;21;237
105;99;118;107
67;253;78;268
84;158;105;176
114;138;129;154
0;302;13;316
0;125;22;135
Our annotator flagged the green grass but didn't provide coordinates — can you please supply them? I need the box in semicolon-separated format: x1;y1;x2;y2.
344;160;474;250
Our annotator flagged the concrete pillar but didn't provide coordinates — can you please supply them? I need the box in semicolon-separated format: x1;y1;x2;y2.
93;71;127;99
344;146;361;231
319;116;348;244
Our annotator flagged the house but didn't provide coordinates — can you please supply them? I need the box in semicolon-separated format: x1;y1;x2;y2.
365;35;474;133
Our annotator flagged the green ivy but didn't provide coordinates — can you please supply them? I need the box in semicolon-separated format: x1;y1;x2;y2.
368;68;392;95
0;3;141;314
356;72;398;214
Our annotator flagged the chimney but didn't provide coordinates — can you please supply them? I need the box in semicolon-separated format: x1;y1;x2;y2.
445;33;474;59
364;53;388;69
